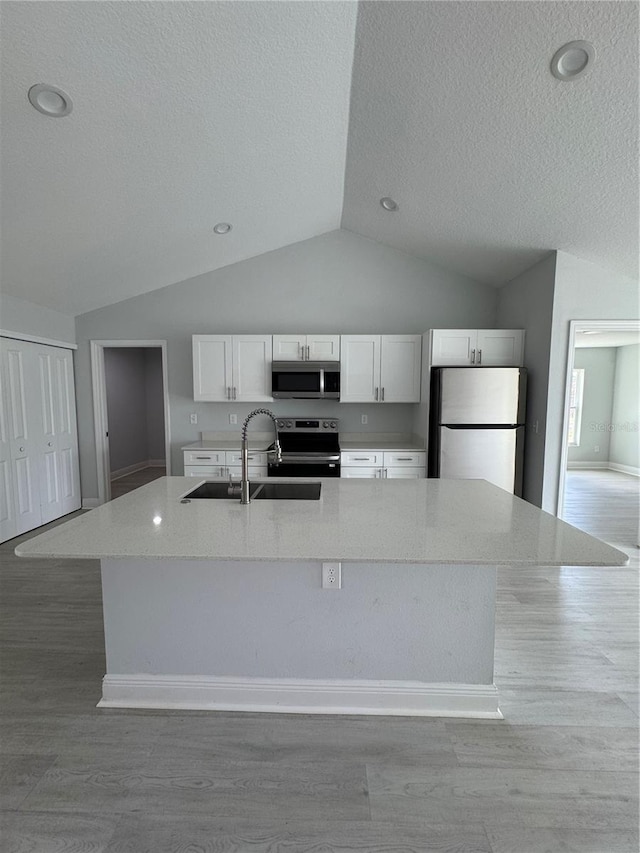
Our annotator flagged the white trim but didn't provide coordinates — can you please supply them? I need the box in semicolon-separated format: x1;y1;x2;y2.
567;461;609;470
98;674;502;719
90;340;171;505
558;320;640;519
608;462;640;477
110;459;167;480
0;329;77;350
82;498;100;509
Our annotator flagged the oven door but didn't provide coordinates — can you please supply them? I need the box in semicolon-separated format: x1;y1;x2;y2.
268;460;340;478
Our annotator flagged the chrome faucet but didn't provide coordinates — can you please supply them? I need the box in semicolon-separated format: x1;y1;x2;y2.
233;409;282;504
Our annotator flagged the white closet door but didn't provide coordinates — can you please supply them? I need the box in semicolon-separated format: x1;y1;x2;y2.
0;355;17;542
35;346;81;523
2;340;42;535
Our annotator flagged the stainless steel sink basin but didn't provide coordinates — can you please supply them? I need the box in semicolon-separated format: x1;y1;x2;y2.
251;482;321;500
181;481;321;501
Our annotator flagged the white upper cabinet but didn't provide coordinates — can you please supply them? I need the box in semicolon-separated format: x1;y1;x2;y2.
272;334;340;361
341;335;421;403
193;335;272;402
430;329;524;366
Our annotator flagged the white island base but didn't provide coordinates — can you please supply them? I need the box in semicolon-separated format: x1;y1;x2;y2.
99;557;500;718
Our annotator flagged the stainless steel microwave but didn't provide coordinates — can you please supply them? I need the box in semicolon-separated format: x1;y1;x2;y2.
271;361;340;399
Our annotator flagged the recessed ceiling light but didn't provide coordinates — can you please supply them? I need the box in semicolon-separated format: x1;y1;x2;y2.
28;83;73;117
550;41;595;81
213;222;232;234
380;197;399;212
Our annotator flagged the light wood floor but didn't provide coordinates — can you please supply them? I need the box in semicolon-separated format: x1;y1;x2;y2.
110;466;166;500
1;476;638;852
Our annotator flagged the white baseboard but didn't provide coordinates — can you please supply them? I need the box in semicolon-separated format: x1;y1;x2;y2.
608;463;640;477
82;498;101;509
98;674;502;719
111;460;165;481
567;461;609;470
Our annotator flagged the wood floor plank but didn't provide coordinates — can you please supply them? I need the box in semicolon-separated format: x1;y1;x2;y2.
102;814;493;853
0;809;119;853
485;825;640;853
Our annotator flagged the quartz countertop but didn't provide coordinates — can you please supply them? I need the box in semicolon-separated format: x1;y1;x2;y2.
16;477;627;567
182;439;272;452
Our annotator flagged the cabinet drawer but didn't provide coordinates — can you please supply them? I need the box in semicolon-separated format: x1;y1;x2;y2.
183;450;225;466
184;465;226;477
341;451;383;467
226;465;267;479
385;466;425;479
226;451;268;466
341;466;381;478
383;451;426;468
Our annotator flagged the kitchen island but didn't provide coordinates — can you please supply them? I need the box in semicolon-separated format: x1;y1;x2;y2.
16;476;626;718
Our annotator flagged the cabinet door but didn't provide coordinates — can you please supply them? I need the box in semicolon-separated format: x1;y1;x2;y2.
272;335;305;361
380;335;422;402
232;336;273;402
476;330;524;366
340;336;381;402
340;466;381;478
430;330;477;366
307;335;340;362
1;340;42;535
193;336;233;401
384;467;424;479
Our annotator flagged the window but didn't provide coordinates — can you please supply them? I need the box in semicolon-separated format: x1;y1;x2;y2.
567;368;585;446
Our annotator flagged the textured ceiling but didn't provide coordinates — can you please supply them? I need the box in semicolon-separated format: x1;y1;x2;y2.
0;1;357;314
0;1;638;317
342;1;639;285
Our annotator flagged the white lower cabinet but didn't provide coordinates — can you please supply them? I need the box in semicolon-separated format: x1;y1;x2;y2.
0;337;81;543
183;449;267;480
341;450;425;479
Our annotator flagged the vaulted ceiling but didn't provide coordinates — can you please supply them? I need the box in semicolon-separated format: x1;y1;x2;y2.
1;1;637;316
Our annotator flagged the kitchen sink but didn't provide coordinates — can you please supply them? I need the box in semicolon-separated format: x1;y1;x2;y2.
181;481;321;501
251;482;321;500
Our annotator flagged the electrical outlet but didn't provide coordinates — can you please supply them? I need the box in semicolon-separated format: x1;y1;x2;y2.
361;414;368;425
594;445;600;453
322;561;342;589
190;413;198;425
229;414;238;425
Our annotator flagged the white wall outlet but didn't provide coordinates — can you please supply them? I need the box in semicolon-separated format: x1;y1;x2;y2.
594;445;600;453
189;413;198;425
229;414;238;425
321;561;342;589
361;414;368;424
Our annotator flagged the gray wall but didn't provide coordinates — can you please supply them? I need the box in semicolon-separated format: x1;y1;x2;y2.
145;349;166;461
610;344;640;471
568;348;616;466
0;292;76;344
544;251;640;512
496;252;556;506
76;230;498;500
104;347;166;474
105;349;149;474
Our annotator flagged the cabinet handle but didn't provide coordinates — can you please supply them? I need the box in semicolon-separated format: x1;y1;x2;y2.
227;386;231;399
306;345;310;360
19;446;25;452
478;349;482;364
384;468;388;478
374;387;379;401
396;457;413;461
233;386;237;400
471;349;476;364
47;442;53;447
195;456;211;460
381;387;385;401
353;457;370;461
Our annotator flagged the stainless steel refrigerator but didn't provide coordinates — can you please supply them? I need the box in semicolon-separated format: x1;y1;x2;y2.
428;367;527;495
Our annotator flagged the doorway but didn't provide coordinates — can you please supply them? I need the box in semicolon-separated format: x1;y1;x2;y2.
558;320;640;557
90;340;171;504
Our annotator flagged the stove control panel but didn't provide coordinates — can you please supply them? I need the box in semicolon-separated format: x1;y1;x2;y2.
275;418;339;433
